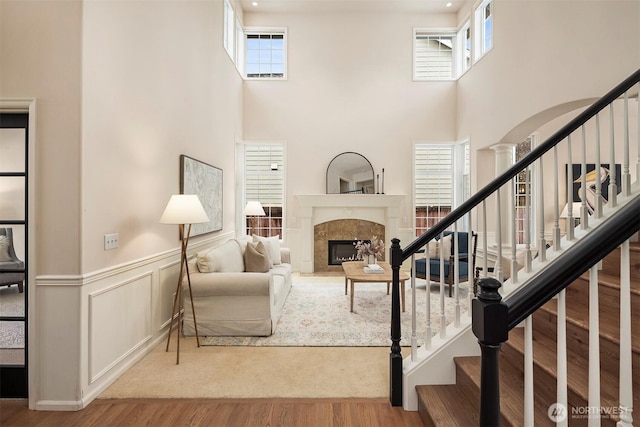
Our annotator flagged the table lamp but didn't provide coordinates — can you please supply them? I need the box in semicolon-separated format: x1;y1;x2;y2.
160;194;209;364
243;200;265;236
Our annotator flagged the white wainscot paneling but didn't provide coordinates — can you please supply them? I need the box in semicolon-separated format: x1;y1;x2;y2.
158;260;181;330
89;272;153;383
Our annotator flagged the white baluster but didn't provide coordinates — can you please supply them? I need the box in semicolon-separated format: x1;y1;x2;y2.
557;289;568;427
525;164;533;270
618;240;634;427
623;91;631;197
454;223;460;327
468;211;474;314
588;264;601;427
537;154;546;262
566;135;575;241
411;253;417;361
580;125;590;229
439;232;446;338
425;243;432;349
524;315;534;427
609;104;618;208
594;113;603;218
495;190;504;282
553;145;561;249
511;175;519;284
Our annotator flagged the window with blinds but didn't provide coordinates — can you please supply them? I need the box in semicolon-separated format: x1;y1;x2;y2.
244;143;284;238
414;31;455;80
414;144;454;236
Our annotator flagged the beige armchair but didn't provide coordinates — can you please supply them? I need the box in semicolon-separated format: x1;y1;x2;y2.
0;228;25;293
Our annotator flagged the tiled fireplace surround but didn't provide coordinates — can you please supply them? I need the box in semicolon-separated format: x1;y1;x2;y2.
296;194;407;273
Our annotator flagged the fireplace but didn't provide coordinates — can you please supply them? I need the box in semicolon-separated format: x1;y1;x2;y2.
295;194;407;273
327;240;369;265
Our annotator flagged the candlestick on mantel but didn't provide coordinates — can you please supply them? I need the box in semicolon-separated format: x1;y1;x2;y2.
381;168;385;194
376;174;380;194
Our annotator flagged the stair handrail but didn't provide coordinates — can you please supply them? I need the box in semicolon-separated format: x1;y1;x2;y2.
399;68;640;259
388;68;640;407
505;195;639;328
472;195;639;424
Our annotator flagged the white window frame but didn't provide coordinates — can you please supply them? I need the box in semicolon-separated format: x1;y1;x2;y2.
413;28;457;81
456;21;471;77
223;0;236;61
244;27;287;80
514;135;536;246
474;0;493;62
242;142;286;239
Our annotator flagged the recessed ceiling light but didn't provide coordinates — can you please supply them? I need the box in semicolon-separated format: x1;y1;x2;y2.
446;2;453;7
251;1;258;6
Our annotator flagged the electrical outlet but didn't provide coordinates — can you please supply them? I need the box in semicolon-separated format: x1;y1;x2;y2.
104;233;119;250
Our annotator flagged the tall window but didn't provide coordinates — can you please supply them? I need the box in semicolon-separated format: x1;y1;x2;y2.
245;29;287;79
514;136;535;244
414;144;454;236
223;0;236;60
474;0;493;60
414;30;455;80
457;22;471;76
244;143;285;238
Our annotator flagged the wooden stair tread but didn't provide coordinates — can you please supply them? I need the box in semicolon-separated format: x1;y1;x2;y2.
416;385;478;427
506;327;619;405
454;356;547;426
573;272;640;294
541;299;640;354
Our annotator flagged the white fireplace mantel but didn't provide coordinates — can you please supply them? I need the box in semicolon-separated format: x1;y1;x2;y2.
295;194;407;273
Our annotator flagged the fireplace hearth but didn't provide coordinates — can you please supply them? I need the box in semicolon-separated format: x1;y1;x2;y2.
327;240;369;265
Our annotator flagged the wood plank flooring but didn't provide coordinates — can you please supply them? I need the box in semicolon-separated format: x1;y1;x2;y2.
0;398;424;427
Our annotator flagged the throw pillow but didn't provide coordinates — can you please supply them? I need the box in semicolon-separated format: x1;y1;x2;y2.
440;234;453;258
0;235;11;262
244;241;270;273
427;240;439;258
252;234;280;265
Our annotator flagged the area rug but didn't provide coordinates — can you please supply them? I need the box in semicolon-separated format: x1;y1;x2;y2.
201;277;469;347
0;286;25;349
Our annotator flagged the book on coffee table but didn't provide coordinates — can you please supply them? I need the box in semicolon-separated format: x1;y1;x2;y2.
364;264;384;274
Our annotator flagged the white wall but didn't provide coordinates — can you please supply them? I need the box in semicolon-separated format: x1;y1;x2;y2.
2;0;244;410
243;10;458;244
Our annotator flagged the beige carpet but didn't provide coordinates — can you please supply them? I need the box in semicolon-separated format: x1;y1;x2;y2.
100;273;447;400
99;335;395;399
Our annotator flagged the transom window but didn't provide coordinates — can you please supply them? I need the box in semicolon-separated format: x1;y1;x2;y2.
245;30;287;79
475;0;493;60
414;30;455;80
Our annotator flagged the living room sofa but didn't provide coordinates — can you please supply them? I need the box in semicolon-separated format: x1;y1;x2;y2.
181;236;292;337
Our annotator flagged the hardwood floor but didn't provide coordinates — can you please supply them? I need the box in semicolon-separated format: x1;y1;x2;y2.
0;398;424;426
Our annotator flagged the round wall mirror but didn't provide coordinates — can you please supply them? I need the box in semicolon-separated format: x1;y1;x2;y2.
326;152;374;194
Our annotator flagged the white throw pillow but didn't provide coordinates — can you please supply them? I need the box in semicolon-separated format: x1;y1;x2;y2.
0;235;11;262
253;235;281;265
440;234;453;258
427;240;439;258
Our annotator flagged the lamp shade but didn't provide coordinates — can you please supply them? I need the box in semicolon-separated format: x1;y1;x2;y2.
243;201;266;216
160;194;210;225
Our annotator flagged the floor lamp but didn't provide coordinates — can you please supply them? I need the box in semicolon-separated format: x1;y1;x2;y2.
244;200;265;235
160;194;209;364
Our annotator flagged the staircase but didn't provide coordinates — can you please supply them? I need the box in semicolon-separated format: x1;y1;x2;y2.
416;242;640;426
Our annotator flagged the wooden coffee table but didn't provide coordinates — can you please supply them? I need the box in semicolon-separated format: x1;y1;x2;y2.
342;261;409;312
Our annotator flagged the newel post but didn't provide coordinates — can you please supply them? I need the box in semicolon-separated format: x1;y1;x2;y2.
472;277;508;426
389;237;403;406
